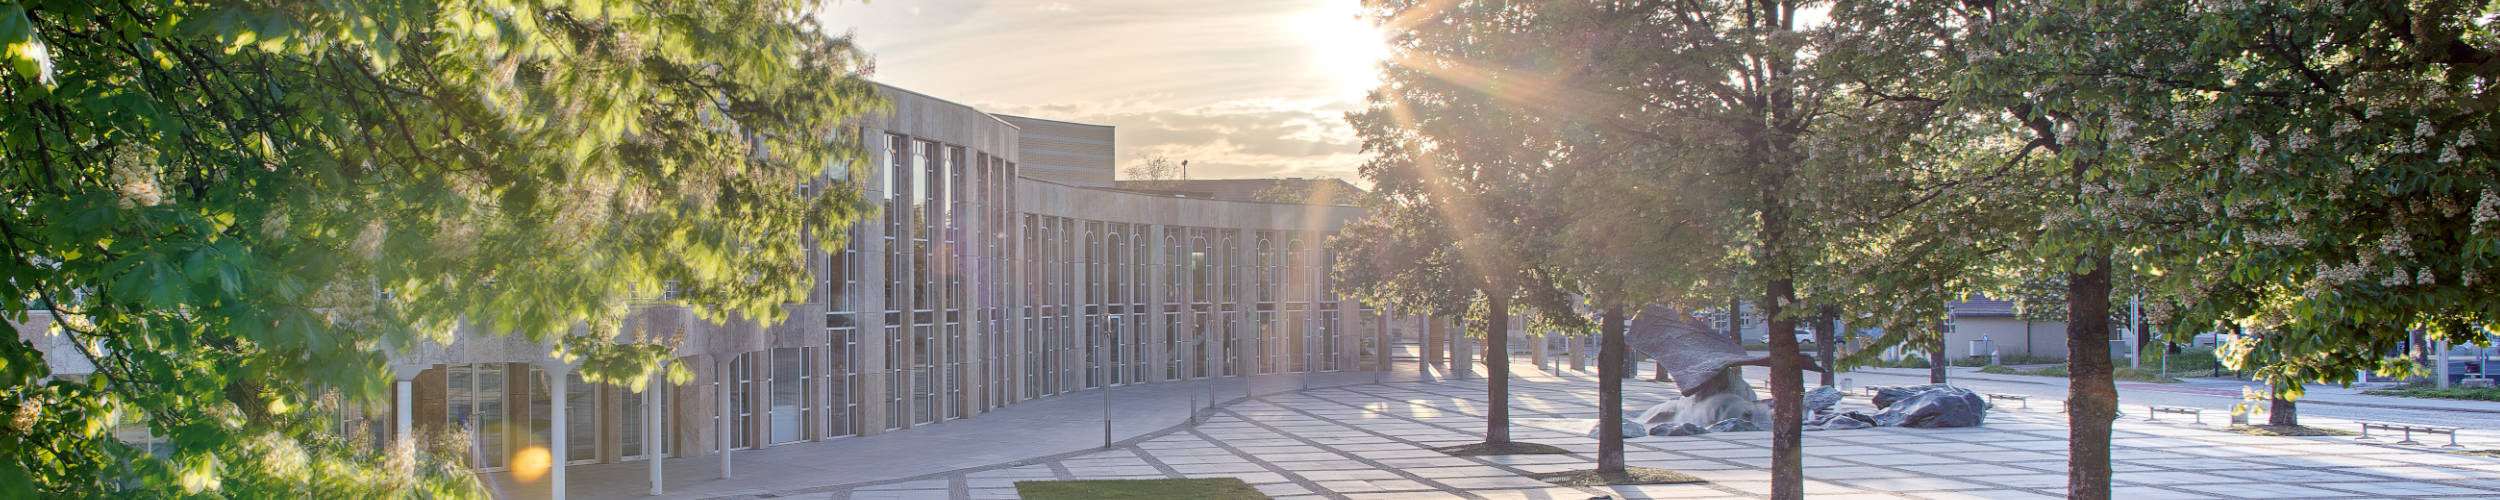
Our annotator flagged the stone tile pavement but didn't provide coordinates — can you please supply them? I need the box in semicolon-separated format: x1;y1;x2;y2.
793;373;2500;500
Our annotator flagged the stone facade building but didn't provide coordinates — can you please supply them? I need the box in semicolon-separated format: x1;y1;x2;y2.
10;84;1385;498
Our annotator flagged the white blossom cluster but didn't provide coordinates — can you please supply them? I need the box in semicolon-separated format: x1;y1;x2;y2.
2474;189;2500;234
2381;227;2413;257
2286;128;2315;151
2308;260;2371;298
109;143;165;209
2330;115;2359;136
2245;227;2305;246
2107;112;2137;142
2382;267;2412;287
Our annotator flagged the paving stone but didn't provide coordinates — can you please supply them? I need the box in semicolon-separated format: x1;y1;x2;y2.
2172;482;2373;498
801;376;2500;500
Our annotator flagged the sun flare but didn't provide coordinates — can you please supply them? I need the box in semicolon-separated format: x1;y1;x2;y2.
1293;3;1391;96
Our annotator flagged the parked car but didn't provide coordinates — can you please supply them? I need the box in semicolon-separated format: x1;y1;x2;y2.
1754;332;1819;345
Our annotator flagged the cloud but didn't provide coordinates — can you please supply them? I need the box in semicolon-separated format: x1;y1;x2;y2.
985;97;1367;182
817;0;1385;183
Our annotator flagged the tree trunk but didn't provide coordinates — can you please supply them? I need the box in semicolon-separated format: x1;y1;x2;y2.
1765;280;1805;500
1930;335;1948;384
1597;304;1627;472
1729;295;1745;344
2067;254;2117;500
2269;394;2298;427
1484;291;1511;444
1652;360;1668;381
1817;306;1837;387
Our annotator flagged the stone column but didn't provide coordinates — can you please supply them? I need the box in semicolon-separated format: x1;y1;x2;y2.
1569;332;1586;371
716;357;733;478
1530;331;1548;373
1075;224;1093;392
856;186;890;436
1375;305;1393;372
1452;318;1475;379
1147;225;1169;383
1235;230;1256;378
394;378;413;449
1421;316;1440;370
964;161;987;416
549;368;569;500
647;367;664;495
1336;299;1359;373
2438;338;2452;389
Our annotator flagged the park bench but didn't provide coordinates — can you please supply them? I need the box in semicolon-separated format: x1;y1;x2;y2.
1984;392;2029;409
2358;421;2461;447
2145;405;2203;424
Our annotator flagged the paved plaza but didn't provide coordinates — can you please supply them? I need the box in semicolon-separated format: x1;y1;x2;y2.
802;371;2500;500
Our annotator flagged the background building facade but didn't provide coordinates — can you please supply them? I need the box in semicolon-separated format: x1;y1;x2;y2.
362;85;1380;488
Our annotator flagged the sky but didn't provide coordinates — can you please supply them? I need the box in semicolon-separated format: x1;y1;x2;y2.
813;0;1388;183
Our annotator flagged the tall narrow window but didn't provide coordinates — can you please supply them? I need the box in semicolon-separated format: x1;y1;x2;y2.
729;354;755;449
771;347;807;444
565;373;595;464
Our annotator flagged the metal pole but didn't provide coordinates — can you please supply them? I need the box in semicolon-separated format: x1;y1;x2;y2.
2129;296;2143;369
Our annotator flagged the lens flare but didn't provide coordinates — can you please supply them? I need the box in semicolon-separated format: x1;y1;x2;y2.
509;446;552;482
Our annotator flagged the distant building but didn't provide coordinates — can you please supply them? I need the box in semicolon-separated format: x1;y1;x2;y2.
994;114;1115;187
1114;178;1364;206
1943;296;2068;360
1715;295;2069;361
8;83;1402;497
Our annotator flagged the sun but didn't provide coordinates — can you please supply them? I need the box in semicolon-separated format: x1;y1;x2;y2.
1292;3;1391;96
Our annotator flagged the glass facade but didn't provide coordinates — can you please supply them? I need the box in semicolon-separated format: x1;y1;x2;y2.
396;95;1379;475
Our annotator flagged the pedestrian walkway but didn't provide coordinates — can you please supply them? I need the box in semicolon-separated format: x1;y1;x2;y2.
1838;365;2500;431
508;370;1406;499
805;359;2500;500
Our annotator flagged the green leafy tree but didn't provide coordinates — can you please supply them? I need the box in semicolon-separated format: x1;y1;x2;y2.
1828;1;2500;495
2023;0;2500;432
1337;0;1589;448
0;0;879;495
1350;1;1900;495
1813;2;2181;495
1526;2;1865;496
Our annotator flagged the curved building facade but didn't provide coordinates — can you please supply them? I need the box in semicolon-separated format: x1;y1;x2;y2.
358;85;1381;486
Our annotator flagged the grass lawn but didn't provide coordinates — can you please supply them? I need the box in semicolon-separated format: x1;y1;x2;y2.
1532;467;1706;486
2363;383;2500;402
1973;364;2180;383
1434;441;1572;456
1014;478;1268;500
